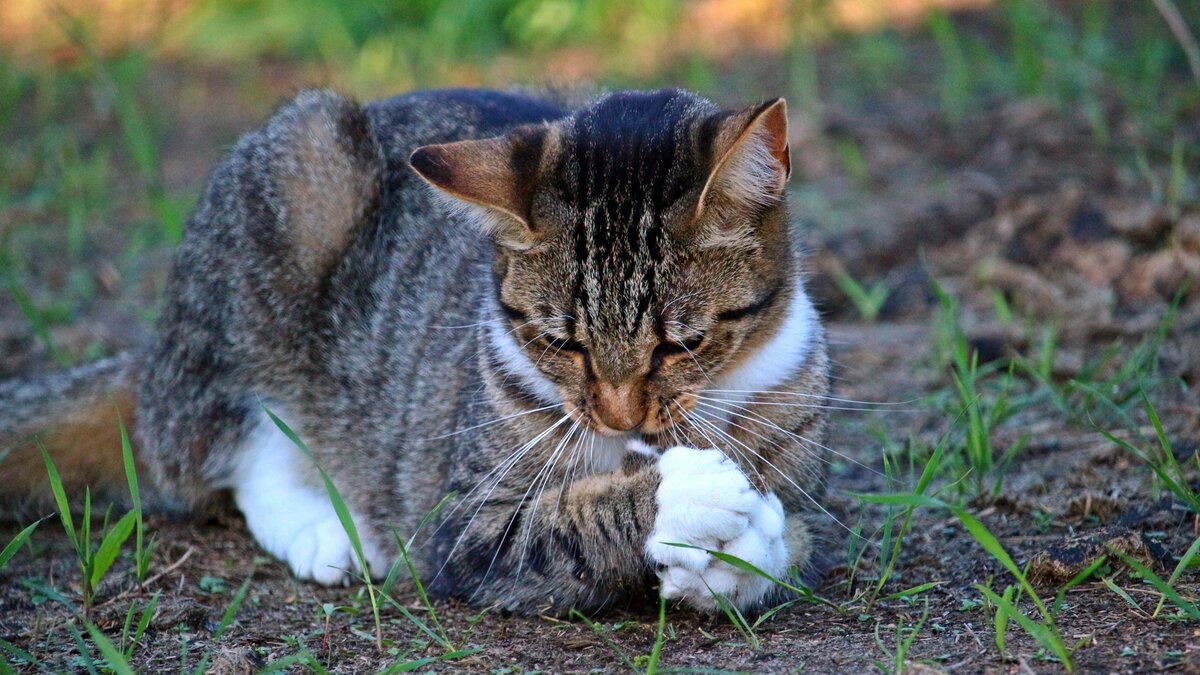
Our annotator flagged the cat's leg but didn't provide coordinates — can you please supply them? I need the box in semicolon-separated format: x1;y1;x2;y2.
224;408;390;586
645;445;792;612
430;453;663;613
135;89;389;583
433;446;793;614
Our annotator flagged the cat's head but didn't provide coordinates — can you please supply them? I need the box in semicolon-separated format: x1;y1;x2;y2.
410;89;797;438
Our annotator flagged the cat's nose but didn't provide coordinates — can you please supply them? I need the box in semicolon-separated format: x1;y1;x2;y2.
592;381;646;432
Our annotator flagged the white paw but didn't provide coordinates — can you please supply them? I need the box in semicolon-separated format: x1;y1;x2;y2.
228;410;390;586
645;446;788;611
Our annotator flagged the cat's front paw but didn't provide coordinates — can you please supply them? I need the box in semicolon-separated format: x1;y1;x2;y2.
645;446;788;612
231;410;391;586
237;477;391;586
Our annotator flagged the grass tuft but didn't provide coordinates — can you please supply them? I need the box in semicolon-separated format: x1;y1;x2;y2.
0;520;40;571
261;403;387;652
853;492;1074;670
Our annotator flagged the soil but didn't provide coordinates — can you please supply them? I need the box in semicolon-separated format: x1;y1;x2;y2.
2;31;1200;675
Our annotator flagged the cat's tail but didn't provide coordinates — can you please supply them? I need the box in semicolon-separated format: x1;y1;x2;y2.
0;353;144;519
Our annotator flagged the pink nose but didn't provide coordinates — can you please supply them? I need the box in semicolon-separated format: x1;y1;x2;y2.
592;381;645;431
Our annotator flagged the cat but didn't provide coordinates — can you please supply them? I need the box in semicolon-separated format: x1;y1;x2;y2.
0;87;832;615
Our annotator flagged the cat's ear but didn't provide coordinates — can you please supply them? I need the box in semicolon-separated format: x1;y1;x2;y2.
409;127;548;250
695;98;791;219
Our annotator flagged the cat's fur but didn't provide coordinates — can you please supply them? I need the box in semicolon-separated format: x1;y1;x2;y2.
0;87;831;614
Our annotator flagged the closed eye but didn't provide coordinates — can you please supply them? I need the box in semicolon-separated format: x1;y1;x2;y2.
716;284;782;322
545;334;586;354
650;333;704;372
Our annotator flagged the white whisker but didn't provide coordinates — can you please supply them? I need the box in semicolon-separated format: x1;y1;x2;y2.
672;401;766;487
505;417;581;580
701;389;923;407
682;404;862;538
677;339;714;384
695;393;919;414
416;403;560;442
431;413;571;583
693;398;892;482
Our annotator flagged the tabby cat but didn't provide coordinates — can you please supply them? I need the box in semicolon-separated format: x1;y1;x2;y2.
0;87;831;614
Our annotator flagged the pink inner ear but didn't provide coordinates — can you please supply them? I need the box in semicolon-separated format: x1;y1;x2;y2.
759;101;791;178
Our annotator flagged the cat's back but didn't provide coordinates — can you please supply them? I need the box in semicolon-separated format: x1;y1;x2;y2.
330;88;568;300
316;89;569;433
324;87;568;320
364;88;566;177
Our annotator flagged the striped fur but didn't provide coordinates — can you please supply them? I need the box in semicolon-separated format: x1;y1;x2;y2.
0;87;832;615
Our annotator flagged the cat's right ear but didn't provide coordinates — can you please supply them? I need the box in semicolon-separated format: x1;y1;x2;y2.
695;98;791;221
409;127;548;250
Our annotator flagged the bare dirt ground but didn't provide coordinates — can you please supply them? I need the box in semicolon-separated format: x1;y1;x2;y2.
3;315;1197;673
3;44;1200;675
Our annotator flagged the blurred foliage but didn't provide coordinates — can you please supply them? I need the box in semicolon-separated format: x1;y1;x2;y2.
182;0;679;58
0;0;1197;357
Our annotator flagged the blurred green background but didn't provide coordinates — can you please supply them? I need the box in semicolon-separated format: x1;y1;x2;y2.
0;0;1197;367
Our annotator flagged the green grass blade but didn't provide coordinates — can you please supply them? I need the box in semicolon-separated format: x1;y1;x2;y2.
379;554;406;598
261;404;366;571
954;507;1052;620
1140;389;1173;457
977;585;1072;670
403;490;456;552
0;520;40;570
662;543;801;594
1101;577;1145;614
19;578;77;611
847;492;945;509
125;590;160;658
261;402;387;650
752;598;799;631
213;574;254;640
389;601;448;649
259;650;330;674
386;491;458;651
378;650;481;674
926;8;972;124
1097;427;1200;513
709;586;759;651
377;657;435;674
5;275;67;366
877;581;943;603
898;599;930;658
117;411;150;581
119;600;137;653
390;530;452;650
66;623;98;675
118;412;140;512
85;623;135;675
40;443;78;551
0;638;40;669
994;584;1014;656
1155;533;1200;617
646;596;666;675
1113;551;1200;619
570;609;640;673
1053;554;1107;614
853;493;1055;620
90;510;137;589
661;542;838;610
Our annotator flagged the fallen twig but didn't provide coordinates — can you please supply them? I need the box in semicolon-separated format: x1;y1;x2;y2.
94;546;195;610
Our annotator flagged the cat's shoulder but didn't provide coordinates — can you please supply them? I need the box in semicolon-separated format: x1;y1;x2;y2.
364;88;568;148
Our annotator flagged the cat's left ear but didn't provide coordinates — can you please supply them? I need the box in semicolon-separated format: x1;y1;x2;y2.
409;127;548;250
696;98;791;219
